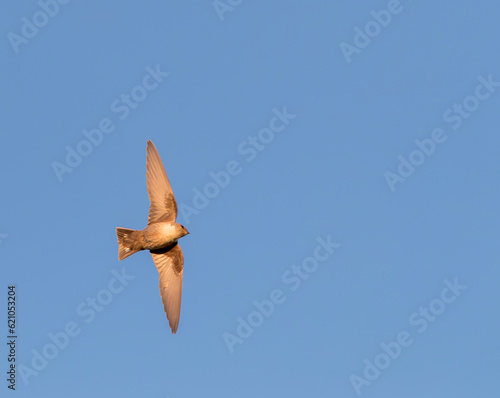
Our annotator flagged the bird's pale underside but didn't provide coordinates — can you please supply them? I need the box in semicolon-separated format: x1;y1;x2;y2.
116;140;189;334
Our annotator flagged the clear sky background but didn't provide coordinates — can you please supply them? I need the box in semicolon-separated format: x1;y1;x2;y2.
1;1;500;397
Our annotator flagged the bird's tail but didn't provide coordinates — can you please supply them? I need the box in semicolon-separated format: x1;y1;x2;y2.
116;227;141;260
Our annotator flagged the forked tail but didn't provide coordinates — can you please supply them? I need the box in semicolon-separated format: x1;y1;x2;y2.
116;227;141;260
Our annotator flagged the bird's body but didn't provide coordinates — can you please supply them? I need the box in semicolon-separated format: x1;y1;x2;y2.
116;141;189;334
143;222;186;250
117;222;187;259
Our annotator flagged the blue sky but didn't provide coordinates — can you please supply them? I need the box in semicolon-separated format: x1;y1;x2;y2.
1;1;500;397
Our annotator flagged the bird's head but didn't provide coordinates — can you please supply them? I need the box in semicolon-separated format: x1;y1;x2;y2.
176;223;190;238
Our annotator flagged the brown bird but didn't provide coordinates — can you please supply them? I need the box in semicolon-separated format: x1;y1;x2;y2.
116;140;189;334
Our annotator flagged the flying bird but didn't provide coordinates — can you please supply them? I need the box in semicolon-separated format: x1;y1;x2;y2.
116;140;189;334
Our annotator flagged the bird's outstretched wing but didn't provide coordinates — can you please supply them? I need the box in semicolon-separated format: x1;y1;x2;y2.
150;243;183;334
146;140;177;224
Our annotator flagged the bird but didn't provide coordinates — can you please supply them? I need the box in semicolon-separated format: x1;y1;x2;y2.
116;140;189;334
